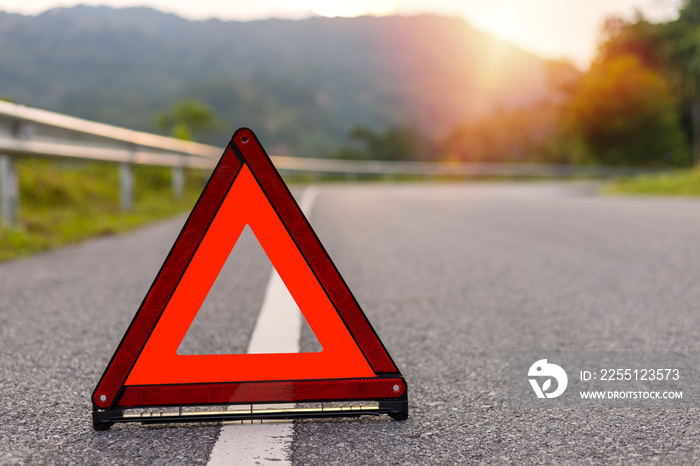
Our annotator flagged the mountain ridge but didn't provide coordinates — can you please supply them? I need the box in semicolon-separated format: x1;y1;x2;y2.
0;5;559;156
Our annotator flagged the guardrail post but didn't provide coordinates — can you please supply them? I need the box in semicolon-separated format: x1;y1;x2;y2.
0;154;18;227
119;162;133;211
172;165;184;198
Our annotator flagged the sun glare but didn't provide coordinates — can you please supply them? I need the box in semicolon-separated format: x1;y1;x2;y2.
465;1;556;53
280;0;396;18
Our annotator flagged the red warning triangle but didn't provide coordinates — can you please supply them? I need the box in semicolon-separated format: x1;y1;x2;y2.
92;128;406;423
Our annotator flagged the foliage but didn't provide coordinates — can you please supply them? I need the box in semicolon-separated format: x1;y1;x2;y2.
444;3;700;168
567;55;688;166
605;167;700;196
155;99;218;141
594;2;700;162
597;17;669;70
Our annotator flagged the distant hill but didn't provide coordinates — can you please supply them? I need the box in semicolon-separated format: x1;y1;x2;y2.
0;6;562;156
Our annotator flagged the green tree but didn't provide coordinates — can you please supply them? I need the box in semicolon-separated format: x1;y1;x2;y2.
596;2;700;162
155;99;218;141
568;55;687;166
661;0;700;162
597;16;668;70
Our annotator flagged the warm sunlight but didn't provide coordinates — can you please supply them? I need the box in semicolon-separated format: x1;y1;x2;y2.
280;0;396;17
453;0;581;63
475;2;552;48
445;0;680;66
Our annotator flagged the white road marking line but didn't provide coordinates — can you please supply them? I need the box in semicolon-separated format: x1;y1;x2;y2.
207;186;319;466
247;269;301;355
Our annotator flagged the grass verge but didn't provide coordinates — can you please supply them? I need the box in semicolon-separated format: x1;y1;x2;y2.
0;158;207;261
604;167;700;197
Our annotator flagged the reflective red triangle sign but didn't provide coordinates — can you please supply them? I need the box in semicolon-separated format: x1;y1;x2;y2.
92;128;407;426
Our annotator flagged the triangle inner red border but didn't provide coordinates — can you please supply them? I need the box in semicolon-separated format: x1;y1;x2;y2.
92;128;403;411
126;165;374;384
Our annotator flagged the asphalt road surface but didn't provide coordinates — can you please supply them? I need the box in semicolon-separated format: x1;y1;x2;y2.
2;181;700;464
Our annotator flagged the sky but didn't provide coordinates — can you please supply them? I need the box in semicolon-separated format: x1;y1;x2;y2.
0;0;685;67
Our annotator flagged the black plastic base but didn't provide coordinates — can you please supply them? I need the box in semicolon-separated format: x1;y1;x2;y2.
383;400;409;421
93;400;408;430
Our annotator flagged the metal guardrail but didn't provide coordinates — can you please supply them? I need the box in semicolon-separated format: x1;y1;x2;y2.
0;100;223;225
269;156;662;179
0;100;661;227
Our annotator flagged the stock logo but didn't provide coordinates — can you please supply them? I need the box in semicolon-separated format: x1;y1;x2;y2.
528;359;568;399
